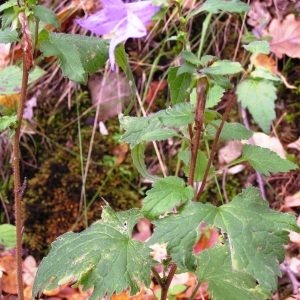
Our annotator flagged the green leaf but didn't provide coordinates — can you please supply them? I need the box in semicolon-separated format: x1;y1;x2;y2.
40;32;108;84
1;7;16;30
0;224;16;250
242;144;298;176
168;67;192;104
142;176;194;220
200;60;243;75
209;74;233;89
148;186;299;292
243;41;270;54
119;115;161;148
196;245;267;300
131;143;161;182
33;206;154;299
0;1;17;13
206;120;253;140
181;50;202;66
0;115;17;131
0;28;20;43
0;65;46;95
115;44;136;115
236;78;277;133
31;5;60;29
251;67;281;81
189;0;250;19
142;129;177;141
206;84;225;108
158;102;194;127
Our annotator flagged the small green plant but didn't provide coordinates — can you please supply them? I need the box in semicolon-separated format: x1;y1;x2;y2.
0;0;299;300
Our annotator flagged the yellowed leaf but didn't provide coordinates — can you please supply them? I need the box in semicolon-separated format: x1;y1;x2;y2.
267;14;300;59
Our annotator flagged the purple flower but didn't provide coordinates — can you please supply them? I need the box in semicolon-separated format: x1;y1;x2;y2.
77;0;160;70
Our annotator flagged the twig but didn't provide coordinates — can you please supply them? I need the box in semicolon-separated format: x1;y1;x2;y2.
196;95;235;201
283;260;300;295
13;10;34;300
188;78;207;186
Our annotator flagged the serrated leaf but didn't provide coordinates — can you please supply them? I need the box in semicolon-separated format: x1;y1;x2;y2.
181;50;202;66
243;41;270;54
206;84;225;108
119;115;161;148
200;60;243;75
168;67;192;104
242;144;298;175
0;28;20;43
176;62;196;76
236;78;277;133
148;186;299;292
206;120;253;140
40;32;108;84
0;224;16;250
0;115;17;131
33;206;154;300
158;102;194;127
142;176;194;220
189;0;250;19
31;5;60;29
209;74;233;89
0;66;46;95
196;245;267;300
131;143;161;182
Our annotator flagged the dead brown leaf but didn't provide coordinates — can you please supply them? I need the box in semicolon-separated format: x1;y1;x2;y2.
0;255;17;294
267;14;300;59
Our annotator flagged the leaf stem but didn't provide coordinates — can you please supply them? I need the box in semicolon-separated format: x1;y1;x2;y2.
188;280;202;300
188;77;207;187
13;11;33;300
196;95;235;201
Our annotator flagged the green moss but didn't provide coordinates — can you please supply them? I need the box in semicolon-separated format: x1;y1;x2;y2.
22;94;140;257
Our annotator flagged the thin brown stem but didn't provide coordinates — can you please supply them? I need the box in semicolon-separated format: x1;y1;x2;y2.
13;11;33;300
196;95;235;201
188;78;207;186
161;264;177;300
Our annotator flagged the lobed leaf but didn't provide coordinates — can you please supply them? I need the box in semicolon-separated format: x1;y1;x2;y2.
148;186;299;292
236;78;277;133
32;206;154;300
142;176;194;220
242;144;298;175
196;245;267;300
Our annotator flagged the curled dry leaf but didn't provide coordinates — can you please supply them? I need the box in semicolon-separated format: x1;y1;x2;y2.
266;14;300;59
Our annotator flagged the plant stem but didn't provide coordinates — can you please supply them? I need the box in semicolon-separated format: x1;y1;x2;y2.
161;264;177;300
13;11;33;300
188;77;207;186
196;95;235;201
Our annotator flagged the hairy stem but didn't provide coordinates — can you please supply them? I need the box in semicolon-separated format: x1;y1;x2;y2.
13;11;33;299
188;78;207;186
196;95;235;201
